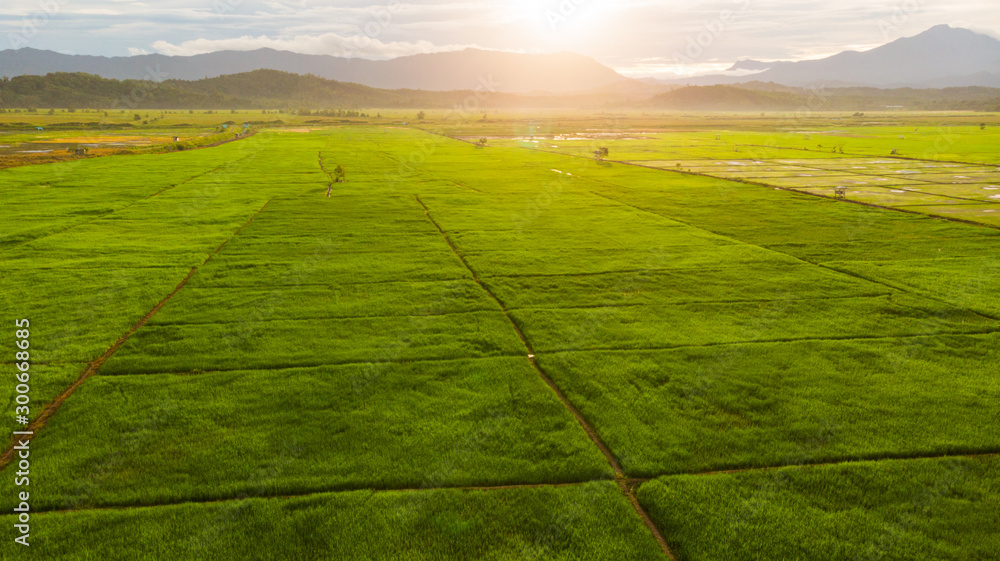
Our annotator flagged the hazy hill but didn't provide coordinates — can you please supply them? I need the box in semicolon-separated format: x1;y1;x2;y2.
1;71;997;112
648;85;800;110
0;71;474;109
657;25;1000;88
0;48;629;94
0;70;646;110
753;25;1000;87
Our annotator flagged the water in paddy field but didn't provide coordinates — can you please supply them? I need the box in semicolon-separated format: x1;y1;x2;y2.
0;141;160;155
0;142;92;155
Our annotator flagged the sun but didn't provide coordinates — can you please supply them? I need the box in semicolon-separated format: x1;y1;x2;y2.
507;0;611;41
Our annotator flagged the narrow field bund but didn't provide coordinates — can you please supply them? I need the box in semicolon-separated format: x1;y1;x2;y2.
1;451;995;515
0;196;275;468
416;194;676;557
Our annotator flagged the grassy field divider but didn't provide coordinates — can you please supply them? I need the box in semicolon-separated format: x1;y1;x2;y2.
820;264;1000;322
201;199;274;264
0;267;196;470
541;329;1000;355
149;153;255;199
589;188;1000;330
618;451;1000;486
414;194;677;561
38;481;596;516
613;159;1000;231
0;198;275;471
589;188;999;312
689;451;1000;479
1;153;257;255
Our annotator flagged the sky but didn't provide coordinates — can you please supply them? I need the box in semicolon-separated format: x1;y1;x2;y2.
2;0;998;78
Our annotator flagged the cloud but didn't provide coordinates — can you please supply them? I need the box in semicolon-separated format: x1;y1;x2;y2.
151;32;479;59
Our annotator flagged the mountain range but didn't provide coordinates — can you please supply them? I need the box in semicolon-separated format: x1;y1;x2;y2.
2;70;997;112
660;25;1000;88
0;48;628;94
0;25;997;93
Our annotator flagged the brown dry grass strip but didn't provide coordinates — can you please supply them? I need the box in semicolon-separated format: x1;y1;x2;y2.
415;194;676;561
0;129;259;171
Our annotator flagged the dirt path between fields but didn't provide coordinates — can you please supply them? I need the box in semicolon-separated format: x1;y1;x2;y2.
590;189;1000;324
1;153;256;254
414;194;677;561
27;450;1000;517
0;198;274;470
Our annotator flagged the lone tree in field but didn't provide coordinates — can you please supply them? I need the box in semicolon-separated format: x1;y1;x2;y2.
594;147;609;160
326;165;347;197
982;123;987;130
417;111;426;120
475;138;488;148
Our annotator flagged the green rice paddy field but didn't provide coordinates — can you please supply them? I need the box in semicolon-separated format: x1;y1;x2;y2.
1;113;998;559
